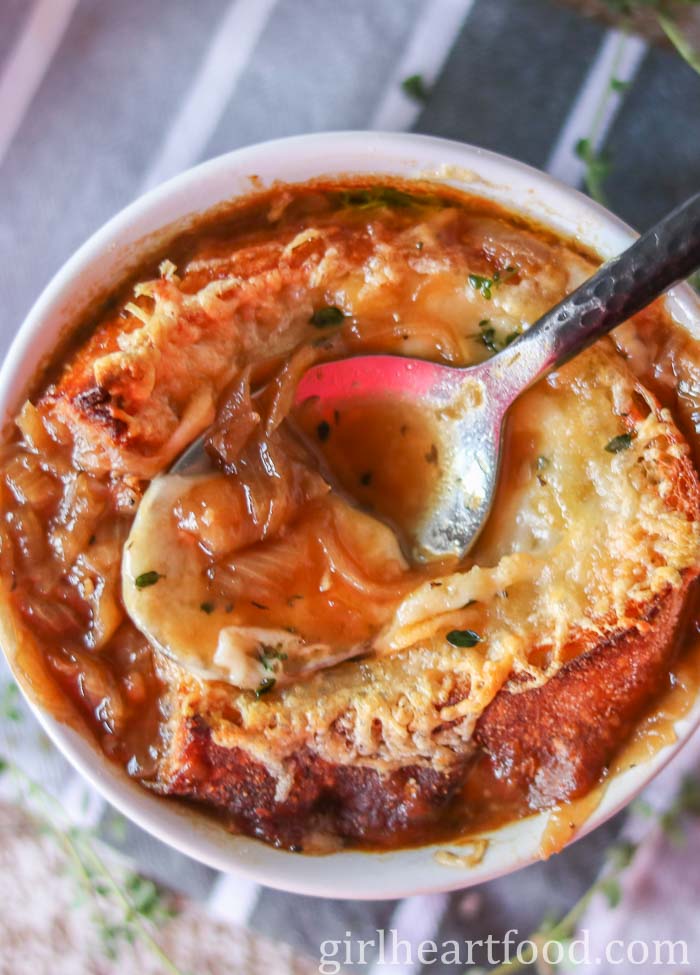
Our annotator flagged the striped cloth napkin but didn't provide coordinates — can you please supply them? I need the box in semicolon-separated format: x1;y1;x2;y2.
1;1;699;973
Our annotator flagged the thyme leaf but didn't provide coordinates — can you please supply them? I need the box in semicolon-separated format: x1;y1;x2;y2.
446;629;481;648
255;677;277;698
310;306;345;328
134;571;163;589
605;432;634;453
401;73;430;102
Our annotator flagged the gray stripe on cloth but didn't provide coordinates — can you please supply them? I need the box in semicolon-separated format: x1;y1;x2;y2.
0;656;74;798
0;0;226;347
599;45;700;230
204;0;423;158
96;813;220;901
249;888;397;964
0;0;30;68
411;0;604;170
427;814;625;974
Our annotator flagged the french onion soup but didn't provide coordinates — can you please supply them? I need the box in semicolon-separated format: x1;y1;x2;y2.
2;180;700;853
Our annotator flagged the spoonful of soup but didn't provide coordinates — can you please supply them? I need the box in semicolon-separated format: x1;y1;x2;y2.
295;192;700;562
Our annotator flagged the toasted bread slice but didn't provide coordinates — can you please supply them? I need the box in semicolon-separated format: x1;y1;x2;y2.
36;204;593;480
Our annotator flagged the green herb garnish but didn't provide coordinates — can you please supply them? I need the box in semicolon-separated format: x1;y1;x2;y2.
259;646;289;671
135;571;163;589
336;185;443;211
401;73;429;103
310;306;345;328
317;420;331;442
476;318;519;354
200;601;215;614
480;325;499;352
446;629;481;648
0;754;184;972
605;432;634;453
469;273;496;300
469;267;517;301
256;677;277;698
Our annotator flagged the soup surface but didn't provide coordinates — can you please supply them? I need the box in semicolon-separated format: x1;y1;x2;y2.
2;180;700;853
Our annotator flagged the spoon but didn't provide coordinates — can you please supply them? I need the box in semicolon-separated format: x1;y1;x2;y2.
295;192;700;562
174;193;700;563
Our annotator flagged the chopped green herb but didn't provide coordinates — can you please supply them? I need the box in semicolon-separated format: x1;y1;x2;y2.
605;432;634;453
469;267;517;301
359;471;373;486
476;318;518;354
134;571;162;589
200;601;215;614
310;305;345;328
401;73;429;103
255;677;276;698
336;185;443;211
251;600;269;610
259;646;289;671
480;326;499;352
317;420;331;442
469;273;496;300
446;628;481;648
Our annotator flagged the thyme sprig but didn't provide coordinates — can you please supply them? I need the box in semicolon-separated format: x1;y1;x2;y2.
577;2;700;202
482;772;700;974
600;0;700;72
574;29;633;204
0;748;187;974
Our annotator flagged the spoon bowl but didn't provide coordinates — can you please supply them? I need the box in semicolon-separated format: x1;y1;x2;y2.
296;190;700;561
295;355;506;562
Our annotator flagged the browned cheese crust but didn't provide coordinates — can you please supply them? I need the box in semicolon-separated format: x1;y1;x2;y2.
5;186;700;853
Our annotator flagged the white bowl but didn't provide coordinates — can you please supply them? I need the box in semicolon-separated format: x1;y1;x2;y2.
2;132;700;899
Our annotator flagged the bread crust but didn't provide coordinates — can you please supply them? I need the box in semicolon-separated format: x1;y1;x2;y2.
155;578;697;849
474;577;696;809
157;719;468;849
8;194;699;853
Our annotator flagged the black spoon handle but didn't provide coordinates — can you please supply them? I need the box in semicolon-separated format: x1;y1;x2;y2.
504;192;700;388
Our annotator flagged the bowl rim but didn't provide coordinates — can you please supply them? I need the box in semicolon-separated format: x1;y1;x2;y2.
3;130;700;899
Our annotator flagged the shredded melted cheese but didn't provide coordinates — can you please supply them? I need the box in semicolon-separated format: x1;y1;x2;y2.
35;195;699;786
149;345;700;788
